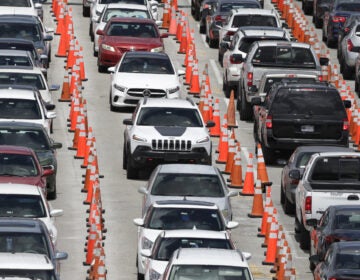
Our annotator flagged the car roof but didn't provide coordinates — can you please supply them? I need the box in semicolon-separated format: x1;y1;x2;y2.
0;88;36;99
162;229;230;239
217;0;259;4
331;205;360;211
153;200;217;209
0;14;39;23
0;38;36;49
0;253;53;270
170;248;247;267
260;71;318;78
255;40;311;48
315;151;360;157
0;217;45;234
274;81;335;90
105;3;149;10
232;8;277;15
333;241;360;251
0;121;45;130
0;183;42;195
238;27;286;37
140;98;197;109
0;49;31;57
107;17;156;24
158;164;218;175
0;145;34;155
124;51;169;59
293;145;353;154
0;67;43;75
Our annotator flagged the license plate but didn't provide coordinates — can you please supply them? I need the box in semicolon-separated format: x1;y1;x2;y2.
301;125;314;133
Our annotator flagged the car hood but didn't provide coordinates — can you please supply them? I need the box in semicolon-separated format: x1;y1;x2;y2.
103;36;162;48
133;126;206;138
113;73;178;88
0;7;38;16
0;176;42;186
148;259;168;276
143;228;163;243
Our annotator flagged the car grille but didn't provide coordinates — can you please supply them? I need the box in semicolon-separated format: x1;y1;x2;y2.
151;139;192;151
117;47;149;52
127;88;166;98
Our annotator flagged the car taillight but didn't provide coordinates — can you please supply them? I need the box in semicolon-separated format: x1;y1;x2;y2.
325;235;341;245
290;178;299;185
344;27;350;33
333;16;346;23
215;15;224;22
343;119;349;130
305;196;312;214
230;54;241;64
265;115;272;129
247;72;253;86
318;75;323;82
347;39;354;51
226;31;235;36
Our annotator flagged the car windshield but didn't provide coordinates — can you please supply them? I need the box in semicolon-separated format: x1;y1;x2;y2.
0;23;41;43
0;73;46;90
0;270;56;280
0;129;50;151
336;2;360;11
252;46;316;68
169;265;252;280
0;99;42;120
136;108;203;127
335;252;360;269
270;89;347;116
232;15;277;27
0;233;49;255
0;0;31;6
0;154;38;177
103;8;150;21
151;174;224;197
334;210;360;230
0;56;33;67
119;57;175;74
154;238;233;261
239;37;288;53
263;77;316;94
220;2;259;11
147;208;224;231
100;0;146;4
0;194;46;218
108;22;157;38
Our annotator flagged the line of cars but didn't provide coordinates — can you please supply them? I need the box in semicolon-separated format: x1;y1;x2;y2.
0;1;68;279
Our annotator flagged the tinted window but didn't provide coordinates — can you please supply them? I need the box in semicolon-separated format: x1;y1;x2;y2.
137;108;203;127
239;37;287;53
0;194;46;218
0;73;46;90
336;2;360;11
335;252;360;269
151;173;224;197
0;23;41;42
270;89;347;117
0;55;33;67
263;77;316;94
232;15;277;27
119;57;175;74
0;270;56;280
154;238;233;260
0;129;49;150
108;22;157;38
103;8;150;21
0;232;49;255
0;99;41;120
147;208;223;231
0;0;31;6
252;46;316;68
311;158;360;182
296;152;316;168
0;154;39;176
335;209;360;230
220;2;259;11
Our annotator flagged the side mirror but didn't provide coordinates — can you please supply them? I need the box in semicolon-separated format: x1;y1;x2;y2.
206;120;215;128
319;57;329;66
49;84;60;91
231;53;243;63
177;69;185;76
223;35;231;42
96;29;105;36
138;186;148;195
46;111;57;119
309;255;320;266
123;118;133;125
306;219;318;228
242;252;251;260
51;142;62;149
227;190;238;197
282;22;288;28
91;16;98;22
108;66;115;73
42;167;54;177
50;209;64;217
343;100;351;108
133;218;144;227
45;104;56;111
160;33;169;38
226;221;239;229
219;42;229;50
289;169;301;180
155;20;163;26
34;3;42;8
55;251;68;260
248;85;258;93
43;34;53;41
45;27;54;33
250;97;262;106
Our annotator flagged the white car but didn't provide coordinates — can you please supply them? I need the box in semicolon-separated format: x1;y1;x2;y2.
92;3;154;56
0;87;56;134
142;229;235;280
109;51;184;110
0;0;43;19
133;200;239;279
0;183;63;245
162;248;253;280
0;66;59;105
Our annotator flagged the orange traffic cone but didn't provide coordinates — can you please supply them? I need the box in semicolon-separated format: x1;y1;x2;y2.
55;3;65;35
56;22;72;57
240;153;255;196
228;143;243;188
168;5;177;35
83;229;100;266
258;185;272;236
256;143;271;188
216;126;228;164
75;117;88;159
223;138;236;174
227;90;237;128
161;0;170;29
248;179;264;218
210;99;221;137
263;218;279;265
58;69;71;102
188;59;200;95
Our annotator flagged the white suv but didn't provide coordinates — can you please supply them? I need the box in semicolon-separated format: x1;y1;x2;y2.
123;98;214;179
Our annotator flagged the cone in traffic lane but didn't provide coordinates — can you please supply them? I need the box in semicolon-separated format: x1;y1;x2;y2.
240;153;255;196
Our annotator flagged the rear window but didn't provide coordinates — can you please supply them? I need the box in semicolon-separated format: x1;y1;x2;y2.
270;89;347;117
336;2;360;11
232;15;278;28
103;8;150;22
310;157;360;181
263;77;317;93
252;46;316;68
239;37;287;53
220;2;259;11
334;209;360;230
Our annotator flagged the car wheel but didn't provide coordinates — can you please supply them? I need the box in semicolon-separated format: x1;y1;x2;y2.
280;183;285;204
218;53;223;67
123;143;127;170
236;86;242;111
326;33;336;48
83;6;90;17
314;15;322;29
98;59;107;73
322;27;326;42
239;90;252;121
191;3;195;16
93;44;98;57
262;145;275;165
199;23;205;34
355;79;359;94
126;154;138;180
50;120;54;134
205;34;209;43
47;183;57;200
284;194;295;215
137;273;144;280
342;62;354;79
89;22;94;42
303;2;312;14
209;38;218;48
194;9;200;21
299;222;310;250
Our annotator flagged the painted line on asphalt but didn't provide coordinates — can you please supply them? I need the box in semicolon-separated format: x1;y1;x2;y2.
209;59;222;85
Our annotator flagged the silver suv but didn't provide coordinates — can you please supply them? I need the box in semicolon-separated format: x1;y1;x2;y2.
123;98;214;179
237;41;327;120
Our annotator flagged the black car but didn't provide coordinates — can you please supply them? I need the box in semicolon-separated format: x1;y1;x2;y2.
308;205;360;270
313;0;334;28
280;146;352;214
0;15;53;68
0;122;62;200
311;241;360;279
252;81;350;163
0;218;67;279
199;0;217;34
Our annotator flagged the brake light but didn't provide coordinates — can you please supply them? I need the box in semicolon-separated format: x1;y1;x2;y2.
344;27;350;33
265;115;272;129
318;75;323;82
305;196;312;214
333;16;346;23
347;39;354;51
247;72;253;86
215;15;224;22
343;119;349;131
230;54;241;64
226;31;235;36
290;178;299;185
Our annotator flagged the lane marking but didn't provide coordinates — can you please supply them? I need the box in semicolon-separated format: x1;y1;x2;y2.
209;59;222;85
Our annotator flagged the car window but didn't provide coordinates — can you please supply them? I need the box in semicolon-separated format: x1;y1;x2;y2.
0;129;50;150
335;252;360;269
0;194;46;218
108;22;157;38
0;269;56;280
136;108;203;127
119;57;175;74
356;24;360;34
0;153;39;177
296;152;315;168
0;73;46;90
147;208;224;231
103;8;150;22
0;0;31;6
239;37;287;53
336;2;360;11
151;173;225;197
154;238;233;260
335;210;360;230
0;23;41;43
263;77;316;94
0;56;33;67
232;15;277;27
0;99;42;120
0;232;49;255
220;2;259;11
319;210;330;227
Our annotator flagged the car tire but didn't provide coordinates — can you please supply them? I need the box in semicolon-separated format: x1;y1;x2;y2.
98;62;107;73
137;273;144;280
284;193;295;215
218;53;223;67
47;184;57;200
303;2;312;15
123;144;127;170
355;79;359;94
199;23;205;34
126;154;138;180
326;34;336;48
209;38;218;48
194;9;200;21
341;62;354;79
299;222;310;250
280;183;285;204
236;86;242;111
83;6;90;17
89;22;94;42
314;15;322;29
262;145;275;165
239;90;252;121
93;44;98;57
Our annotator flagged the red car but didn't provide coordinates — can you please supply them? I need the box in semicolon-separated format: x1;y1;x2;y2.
96;17;167;72
0;145;53;193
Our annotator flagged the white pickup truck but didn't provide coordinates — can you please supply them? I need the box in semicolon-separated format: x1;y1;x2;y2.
292;151;360;249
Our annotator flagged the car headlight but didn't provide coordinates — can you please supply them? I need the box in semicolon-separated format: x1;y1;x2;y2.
36;48;45;55
150;46;163;52
132;134;147;142
196;136;210;143
167;86;180;94
149;268;161;280
114;84;127;92
101;44;115;52
221;209;229;220
141;236;153;249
